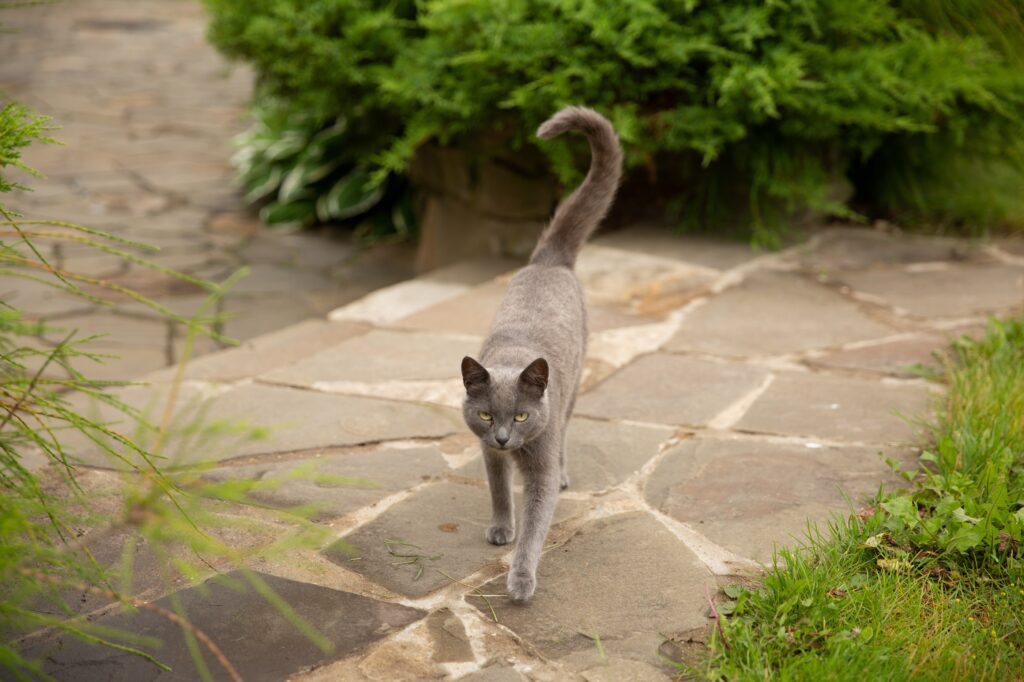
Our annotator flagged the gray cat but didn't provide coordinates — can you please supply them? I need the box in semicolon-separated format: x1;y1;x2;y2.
460;106;623;603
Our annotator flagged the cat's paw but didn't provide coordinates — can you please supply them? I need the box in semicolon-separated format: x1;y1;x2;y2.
486;525;515;546
560;472;570;490
506;571;536;604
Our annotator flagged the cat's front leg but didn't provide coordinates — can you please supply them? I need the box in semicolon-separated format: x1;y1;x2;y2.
507;445;560;603
483;448;515;545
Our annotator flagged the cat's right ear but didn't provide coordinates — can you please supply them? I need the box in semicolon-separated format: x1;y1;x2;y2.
461;356;490;394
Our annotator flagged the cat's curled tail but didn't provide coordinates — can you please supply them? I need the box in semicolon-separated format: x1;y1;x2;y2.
529;106;623;269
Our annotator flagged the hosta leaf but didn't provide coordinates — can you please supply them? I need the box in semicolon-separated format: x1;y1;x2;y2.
279;158;341;203
264;132;307;162
244;166;284;203
260;199;315;227
315;169;385;222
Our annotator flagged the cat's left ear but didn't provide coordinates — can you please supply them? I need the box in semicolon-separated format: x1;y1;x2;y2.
518;357;549;396
461;356;490;394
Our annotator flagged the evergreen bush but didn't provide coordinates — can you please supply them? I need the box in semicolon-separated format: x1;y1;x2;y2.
204;0;1024;244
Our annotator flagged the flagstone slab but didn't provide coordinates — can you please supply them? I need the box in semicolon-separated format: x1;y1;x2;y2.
262;329;481;386
798;228;987;271
807;335;946;377
576;354;770;427
152;319;371;383
458;417;674;492
593;224;758;270
467;512;709;665
576;244;715;315
836;263;1024;318
645;437;908;563
325;482;585;598
735;372;932;444
67;383;463;467
23;571;425;682
205;445;449;522
665;271;896;357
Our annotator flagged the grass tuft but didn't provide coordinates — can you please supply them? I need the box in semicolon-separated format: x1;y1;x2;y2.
694;317;1024;681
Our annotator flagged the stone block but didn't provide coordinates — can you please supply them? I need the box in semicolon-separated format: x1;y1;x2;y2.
645;437;910;562
735;372;932;444
262;329;482;386
665;271;897;356
466;512;709;665
23;571;424;682
326;481;584;598
593;223;758;271
836;263;1024;318
577;354;770;427
204;444;449;522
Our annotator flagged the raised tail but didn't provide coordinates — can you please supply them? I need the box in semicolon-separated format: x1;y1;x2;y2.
529;106;623;268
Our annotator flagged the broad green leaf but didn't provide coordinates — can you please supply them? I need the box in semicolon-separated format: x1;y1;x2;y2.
315;169;385;222
260;200;315;227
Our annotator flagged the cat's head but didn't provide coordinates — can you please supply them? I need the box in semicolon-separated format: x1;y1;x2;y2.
460;356;550;450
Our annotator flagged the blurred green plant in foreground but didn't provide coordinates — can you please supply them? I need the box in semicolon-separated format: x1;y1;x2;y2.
1;98;339;680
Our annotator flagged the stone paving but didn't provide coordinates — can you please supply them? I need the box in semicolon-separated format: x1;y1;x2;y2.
29;224;1024;680
0;0;414;381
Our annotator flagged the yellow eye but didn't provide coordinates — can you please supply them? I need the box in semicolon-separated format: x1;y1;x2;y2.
478;411;493;421
514;413;529;422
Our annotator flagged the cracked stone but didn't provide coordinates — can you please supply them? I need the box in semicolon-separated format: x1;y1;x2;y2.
262;329;482;385
66;382;464;467
577;354;770;427
42;312;168;349
467;512;709;666
459;665;527;681
665;271;897;356
735;372;932;443
835;263;1024;318
218;293;337;341
807;335;947;377
593;224;758;270
325;481;584;598
798;227;988;271
152;319;371;383
645;437;910;563
425;608;474;663
22;571;425;682
576;244;715;315
205;444;449;522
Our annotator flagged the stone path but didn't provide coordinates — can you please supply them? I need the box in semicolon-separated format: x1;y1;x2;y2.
30;225;1024;680
0;0;414;381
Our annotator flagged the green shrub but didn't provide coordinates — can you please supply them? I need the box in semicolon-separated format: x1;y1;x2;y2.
204;0;1024;244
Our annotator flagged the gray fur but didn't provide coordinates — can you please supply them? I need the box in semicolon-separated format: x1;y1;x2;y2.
460;106;622;604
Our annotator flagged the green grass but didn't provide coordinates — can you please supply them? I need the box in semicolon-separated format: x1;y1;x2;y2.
697;317;1024;681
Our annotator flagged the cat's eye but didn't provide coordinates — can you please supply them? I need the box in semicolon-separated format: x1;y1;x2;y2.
514;413;529;422
478;411;493;421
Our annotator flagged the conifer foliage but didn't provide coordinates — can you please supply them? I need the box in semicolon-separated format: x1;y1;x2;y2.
204;0;1024;242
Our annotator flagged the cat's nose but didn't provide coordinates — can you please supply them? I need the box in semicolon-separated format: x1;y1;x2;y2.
496;427;510;447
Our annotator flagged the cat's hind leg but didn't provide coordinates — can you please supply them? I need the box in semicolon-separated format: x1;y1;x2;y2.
559;392;577;491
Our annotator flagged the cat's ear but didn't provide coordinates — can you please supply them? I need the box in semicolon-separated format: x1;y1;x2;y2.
518;357;549;396
461;356;490;394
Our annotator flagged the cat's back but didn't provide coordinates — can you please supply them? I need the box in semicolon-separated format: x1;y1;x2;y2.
484;264;586;355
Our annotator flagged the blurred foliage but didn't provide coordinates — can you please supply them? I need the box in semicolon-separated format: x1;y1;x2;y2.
1;96;336;680
233;100;415;242
204;0;1024;245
